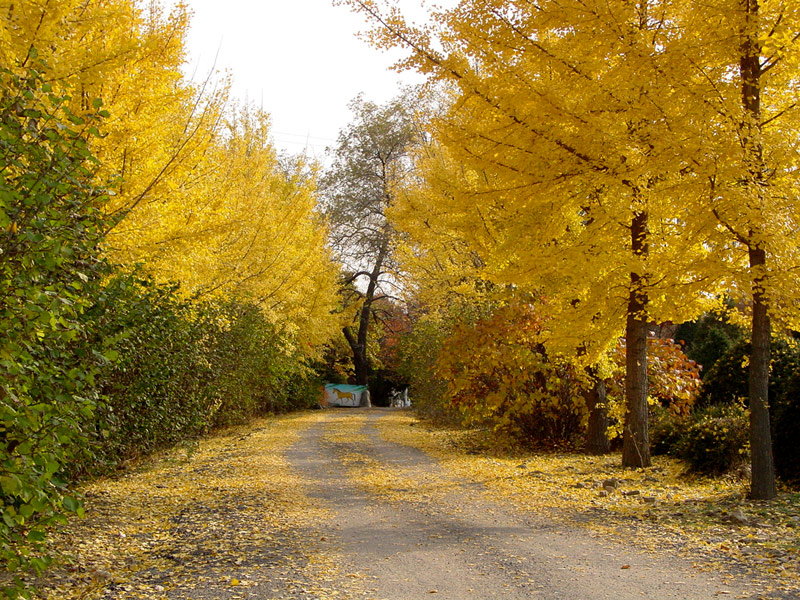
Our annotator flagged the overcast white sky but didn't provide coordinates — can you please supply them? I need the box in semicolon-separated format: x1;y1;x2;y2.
179;0;438;159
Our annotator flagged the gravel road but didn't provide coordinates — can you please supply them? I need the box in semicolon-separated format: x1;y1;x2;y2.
286;408;761;600
38;408;785;600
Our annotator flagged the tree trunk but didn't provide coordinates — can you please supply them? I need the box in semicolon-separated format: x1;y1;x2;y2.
748;246;776;499
343;238;389;388
343;326;370;387
739;0;776;500
584;372;610;455
622;210;651;468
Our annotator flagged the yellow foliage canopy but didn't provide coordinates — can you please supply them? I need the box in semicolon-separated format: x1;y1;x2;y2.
356;0;800;346
1;0;340;349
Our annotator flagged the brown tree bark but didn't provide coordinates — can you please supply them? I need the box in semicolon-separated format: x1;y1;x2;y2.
747;247;776;499
342;238;389;387
342;326;370;386
740;0;776;500
584;373;610;455
622;210;651;468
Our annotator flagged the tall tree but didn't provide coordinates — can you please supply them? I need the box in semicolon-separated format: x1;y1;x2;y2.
346;0;800;488
0;0;228;263
1;0;341;352
346;0;717;467
679;0;800;499
322;92;421;386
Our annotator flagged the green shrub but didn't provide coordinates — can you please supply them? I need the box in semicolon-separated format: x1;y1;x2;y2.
773;370;800;483
675;310;744;380
86;273;219;471
700;339;800;407
699;342;750;407
698;338;800;480
208;300;319;423
649;407;686;457
678;404;750;475
87;281;319;468
391;314;458;424
0;65;113;592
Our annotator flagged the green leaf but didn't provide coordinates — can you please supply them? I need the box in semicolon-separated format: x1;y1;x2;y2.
0;476;19;496
27;528;47;543
61;496;80;512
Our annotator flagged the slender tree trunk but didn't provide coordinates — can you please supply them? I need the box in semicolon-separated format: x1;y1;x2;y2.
343;326;370;386
748;247;776;499
740;0;776;500
343;238;389;388
622;210;651;468
584;371;610;455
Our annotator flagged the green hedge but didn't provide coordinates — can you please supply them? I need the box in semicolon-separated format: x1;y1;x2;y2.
0;63;325;597
83;274;322;474
699;338;800;481
676;404;750;475
85;274;219;471
0;65;113;591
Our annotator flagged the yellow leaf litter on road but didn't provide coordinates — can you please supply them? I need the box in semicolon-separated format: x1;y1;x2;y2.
35;413;358;600
375;411;800;598
320;412;464;507
29;409;800;599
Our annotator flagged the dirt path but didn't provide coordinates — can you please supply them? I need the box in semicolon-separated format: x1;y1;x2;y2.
286;409;761;600
36;409;794;600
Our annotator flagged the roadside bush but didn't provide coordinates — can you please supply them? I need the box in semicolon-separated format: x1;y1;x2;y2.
208;300;285;425
210;299;322;421
677;404;750;475
0;66;112;588
674;310;745;379
281;371;327;411
436;301;587;446
391;313;457;423
700;339;800;407
698;338;800;480
773;371;800;483
649;406;686;457
86;273;218;471
87;280;320;468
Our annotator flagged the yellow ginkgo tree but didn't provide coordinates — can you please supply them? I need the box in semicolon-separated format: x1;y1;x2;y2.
673;0;800;499
2;0;341;352
345;0;800;497
348;0;719;468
